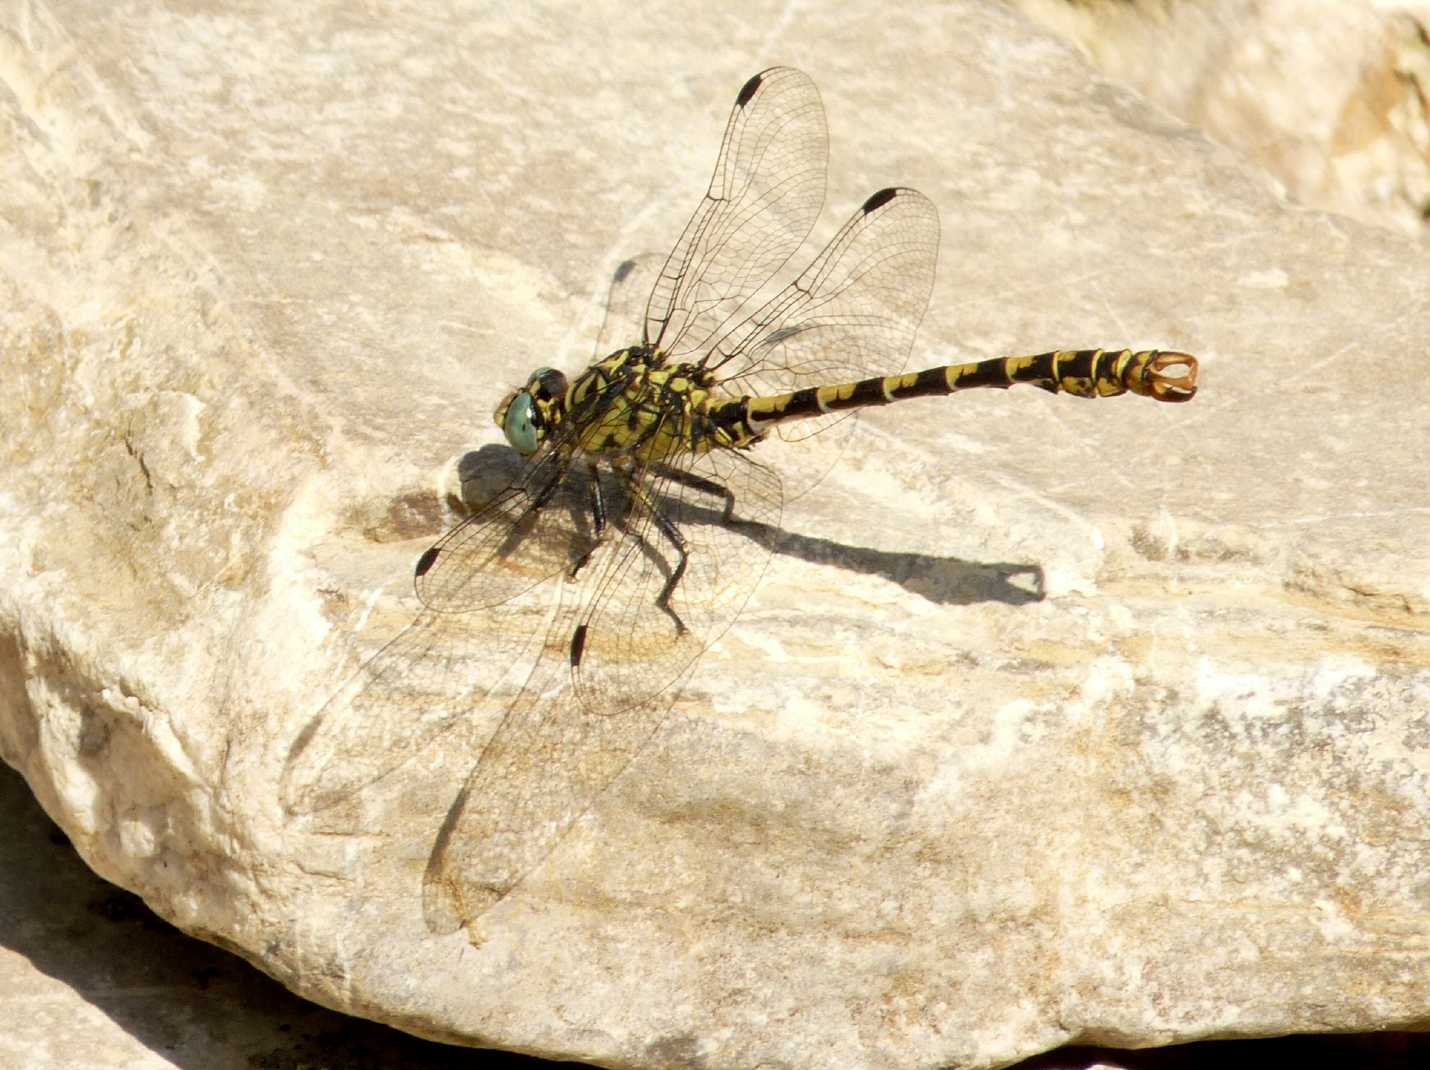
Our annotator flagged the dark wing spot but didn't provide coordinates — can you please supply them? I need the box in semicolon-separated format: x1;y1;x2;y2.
415;546;440;577
861;187;899;214
569;624;588;668
736;71;764;108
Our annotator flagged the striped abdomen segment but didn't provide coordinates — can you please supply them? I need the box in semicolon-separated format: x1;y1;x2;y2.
741;349;1198;434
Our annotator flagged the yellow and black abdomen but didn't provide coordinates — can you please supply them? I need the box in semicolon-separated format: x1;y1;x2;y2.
731;348;1198;437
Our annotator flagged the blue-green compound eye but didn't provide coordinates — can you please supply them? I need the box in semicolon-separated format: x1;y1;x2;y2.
503;392;540;455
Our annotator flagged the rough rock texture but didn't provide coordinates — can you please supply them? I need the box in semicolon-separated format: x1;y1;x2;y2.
0;761;570;1070
1013;0;1430;236
6;766;1424;1070
2;3;1427;1070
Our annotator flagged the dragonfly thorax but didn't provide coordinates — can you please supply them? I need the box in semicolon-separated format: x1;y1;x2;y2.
569;348;732;463
495;347;735;464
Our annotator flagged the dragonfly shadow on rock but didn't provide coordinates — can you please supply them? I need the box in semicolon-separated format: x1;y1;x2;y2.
456;446;1044;611
742;521;1045;608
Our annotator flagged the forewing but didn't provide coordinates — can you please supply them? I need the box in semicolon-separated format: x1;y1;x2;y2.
279;597;543;817
645;67;827;360
282;424;598;813
420;444;782;931
703;187;941;442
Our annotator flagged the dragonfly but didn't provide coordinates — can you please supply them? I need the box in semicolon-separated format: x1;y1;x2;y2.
281;66;1197;934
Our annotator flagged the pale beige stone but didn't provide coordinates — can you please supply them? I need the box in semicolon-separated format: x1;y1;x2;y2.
2;2;1427;1070
0;760;547;1070
1012;0;1430;235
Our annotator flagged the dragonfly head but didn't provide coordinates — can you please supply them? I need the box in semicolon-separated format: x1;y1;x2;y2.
494;367;570;455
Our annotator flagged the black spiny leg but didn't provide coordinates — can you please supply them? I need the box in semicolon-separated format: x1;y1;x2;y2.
618;465;692;637
568;460;607;581
651;462;738;524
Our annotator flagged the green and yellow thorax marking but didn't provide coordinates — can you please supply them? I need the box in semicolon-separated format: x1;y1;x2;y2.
494;346;747;464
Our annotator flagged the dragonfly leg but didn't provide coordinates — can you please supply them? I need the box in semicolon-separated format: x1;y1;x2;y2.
652;462;738;523
567;460;608;581
648;507;690;636
618;465;692;636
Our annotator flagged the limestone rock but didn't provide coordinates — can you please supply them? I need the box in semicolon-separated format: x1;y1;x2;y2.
0;760;556;1070
1013;0;1430;235
2;3;1427;1070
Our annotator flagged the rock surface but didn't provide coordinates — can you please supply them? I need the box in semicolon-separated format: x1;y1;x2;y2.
0;760;574;1070
1014;0;1430;236
2;3;1427;1070
7;756;1425;1070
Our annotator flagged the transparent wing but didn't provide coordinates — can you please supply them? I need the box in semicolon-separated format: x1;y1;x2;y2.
421;656;680;932
702;186;941;444
279;595;544;816
645;66;828;361
288;69;928;930
421;440;782;930
595;252;664;358
283;396;619;812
